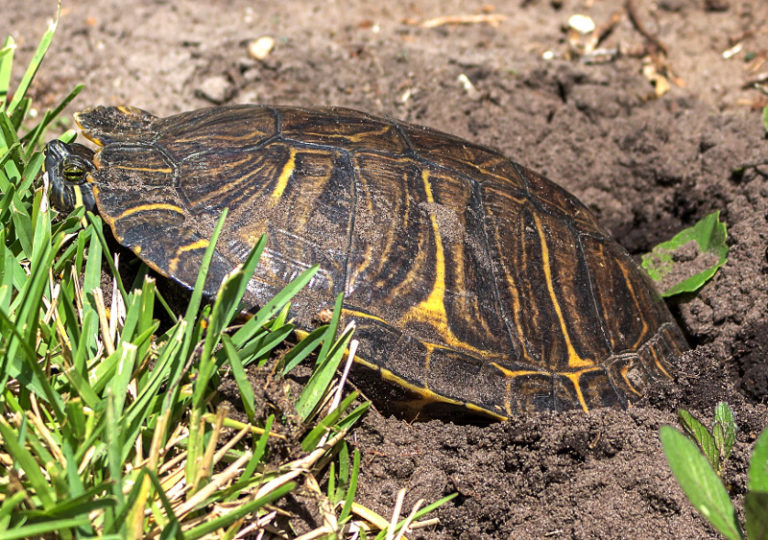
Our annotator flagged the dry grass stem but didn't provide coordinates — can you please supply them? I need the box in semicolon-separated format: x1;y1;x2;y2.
420;14;506;28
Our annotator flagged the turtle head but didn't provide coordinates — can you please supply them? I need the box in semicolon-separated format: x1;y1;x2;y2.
44;140;97;214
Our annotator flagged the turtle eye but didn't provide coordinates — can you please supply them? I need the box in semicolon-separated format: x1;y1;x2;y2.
61;161;89;184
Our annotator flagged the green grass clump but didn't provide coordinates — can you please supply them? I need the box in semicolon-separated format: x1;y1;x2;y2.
661;403;768;540
0;12;452;538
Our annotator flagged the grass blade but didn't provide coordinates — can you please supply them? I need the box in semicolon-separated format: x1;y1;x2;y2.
295;326;354;420
0;517;92;539
184;481;296;538
281;325;326;374
339;448;361;523
6;7;58;118
221;334;255;421
230;264;318;348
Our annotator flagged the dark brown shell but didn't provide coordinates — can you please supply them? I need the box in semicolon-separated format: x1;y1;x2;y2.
75;104;687;418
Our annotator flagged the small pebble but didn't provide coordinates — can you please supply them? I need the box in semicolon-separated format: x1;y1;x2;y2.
196;76;230;104
248;36;275;60
568;14;595;34
457;73;480;100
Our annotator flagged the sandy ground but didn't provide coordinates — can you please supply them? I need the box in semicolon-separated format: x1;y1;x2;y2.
4;0;768;537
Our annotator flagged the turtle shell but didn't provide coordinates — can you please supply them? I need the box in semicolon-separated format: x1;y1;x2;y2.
72;104;687;418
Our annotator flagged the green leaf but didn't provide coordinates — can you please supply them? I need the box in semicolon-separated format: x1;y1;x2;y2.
660;426;743;540
0;418;55;509
335;401;370;434
237;414;275;485
713;402;738;462
21;84;82;152
762;106;768;134
334;442;349;502
749;428;768;493
677;409;721;474
317;293;344;366
185;208;228;360
234;323;294;366
108;344;138;422
301;390;359;452
0;37;16;109
200;234;267;370
745;491;768;540
641;211;728;297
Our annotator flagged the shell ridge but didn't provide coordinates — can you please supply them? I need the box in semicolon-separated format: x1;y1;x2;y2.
470;176;525;365
572;226;615;356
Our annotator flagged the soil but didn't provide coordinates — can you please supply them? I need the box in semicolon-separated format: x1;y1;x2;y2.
4;0;768;538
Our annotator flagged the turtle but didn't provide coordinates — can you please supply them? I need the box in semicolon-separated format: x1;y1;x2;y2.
44;104;687;419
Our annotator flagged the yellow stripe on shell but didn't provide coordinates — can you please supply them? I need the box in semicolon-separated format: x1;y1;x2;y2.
492;361;600;413
560;367;606;413
505;203;535;363
647;341;672;379
300;323;509;419
346;166;406;293
271;147;296;202
168;238;210;274
620;362;642;396
341;308;388;324
112;164;173;174
354;353;508;421
73;112;105;147
116;203;186;221
91;185;124;242
341;124;392;142
401;170;486;357
533;212;593;369
617;258;651;350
